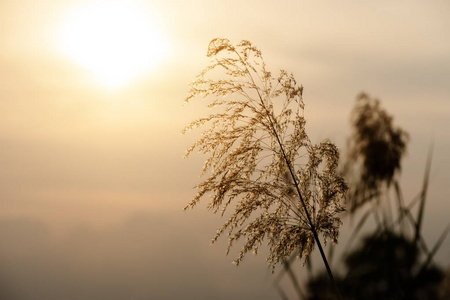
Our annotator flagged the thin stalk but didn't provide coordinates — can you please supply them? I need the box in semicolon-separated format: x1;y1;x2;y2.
393;180;407;235
277;133;342;300
414;142;433;245
417;223;450;276
283;260;306;300
274;283;290;300
236;51;341;299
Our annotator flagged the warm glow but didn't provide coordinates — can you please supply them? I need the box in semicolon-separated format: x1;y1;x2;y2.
60;1;169;89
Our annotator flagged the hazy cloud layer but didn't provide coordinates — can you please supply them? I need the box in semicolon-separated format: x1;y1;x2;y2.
0;212;279;300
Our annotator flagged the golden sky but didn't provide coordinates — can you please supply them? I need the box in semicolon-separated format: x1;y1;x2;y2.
1;0;449;299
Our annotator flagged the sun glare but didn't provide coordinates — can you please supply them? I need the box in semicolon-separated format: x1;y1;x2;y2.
60;1;169;89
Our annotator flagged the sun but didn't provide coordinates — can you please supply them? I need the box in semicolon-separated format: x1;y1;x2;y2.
60;1;169;89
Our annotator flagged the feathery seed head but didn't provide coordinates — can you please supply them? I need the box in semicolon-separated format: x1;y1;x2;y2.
184;38;347;270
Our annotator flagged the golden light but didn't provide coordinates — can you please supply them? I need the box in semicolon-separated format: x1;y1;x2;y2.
59;1;169;89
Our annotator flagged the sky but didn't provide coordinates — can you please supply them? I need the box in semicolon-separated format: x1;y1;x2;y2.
1;0;449;299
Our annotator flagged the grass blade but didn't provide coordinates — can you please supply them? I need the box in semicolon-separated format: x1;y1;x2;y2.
417;223;450;276
342;209;372;256
414;142;434;245
283;260;306;300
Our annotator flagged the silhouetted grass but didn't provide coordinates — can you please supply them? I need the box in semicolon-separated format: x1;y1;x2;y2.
183;41;448;300
276;94;448;300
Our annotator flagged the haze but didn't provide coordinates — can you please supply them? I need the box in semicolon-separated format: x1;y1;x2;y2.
1;0;449;299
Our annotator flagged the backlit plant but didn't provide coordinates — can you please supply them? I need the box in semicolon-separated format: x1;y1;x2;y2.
183;39;347;295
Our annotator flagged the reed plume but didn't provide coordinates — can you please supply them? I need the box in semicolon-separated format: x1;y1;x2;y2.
183;38;347;273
